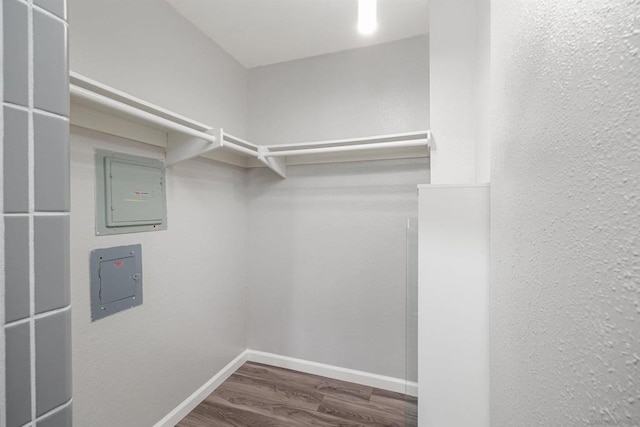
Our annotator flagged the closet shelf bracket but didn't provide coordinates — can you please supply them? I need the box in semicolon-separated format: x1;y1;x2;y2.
258;146;288;179
166;128;222;166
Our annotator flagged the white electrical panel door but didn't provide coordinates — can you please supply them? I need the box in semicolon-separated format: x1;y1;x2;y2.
106;158;164;227
95;150;167;235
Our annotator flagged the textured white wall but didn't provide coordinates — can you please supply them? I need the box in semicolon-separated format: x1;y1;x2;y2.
429;0;490;183
490;1;640;426
70;128;248;427
248;36;429;144
247;158;428;380
68;0;248;137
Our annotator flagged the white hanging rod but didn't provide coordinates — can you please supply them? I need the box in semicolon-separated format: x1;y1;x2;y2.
264;137;431;158
223;140;258;157
70;84;217;144
221;132;260;157
70;72;211;131
266;130;430;149
223;132;259;149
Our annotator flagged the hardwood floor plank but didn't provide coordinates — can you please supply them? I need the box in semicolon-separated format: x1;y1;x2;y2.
238;362;373;403
176;406;234;427
177;362;417;427
206;389;369;427
367;394;410;418
223;372;324;410
188;399;299;427
318;395;405;427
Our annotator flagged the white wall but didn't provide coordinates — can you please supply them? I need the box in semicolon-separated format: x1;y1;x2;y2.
70;128;248;427
475;0;491;182
429;0;490;183
490;1;640;426
246;38;429;381
247;158;428;380
418;184;490;427
67;1;251;425
69;0;248;137
248;36;429;144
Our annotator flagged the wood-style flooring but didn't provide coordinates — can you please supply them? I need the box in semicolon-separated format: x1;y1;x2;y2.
177;362;417;427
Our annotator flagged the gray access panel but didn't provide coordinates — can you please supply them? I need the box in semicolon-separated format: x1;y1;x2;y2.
90;244;143;321
96;150;167;235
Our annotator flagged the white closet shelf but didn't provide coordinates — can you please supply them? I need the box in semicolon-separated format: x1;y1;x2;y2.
70;72;431;179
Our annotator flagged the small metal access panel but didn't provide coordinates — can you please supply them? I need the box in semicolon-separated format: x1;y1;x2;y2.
90;244;143;321
96;150;167;235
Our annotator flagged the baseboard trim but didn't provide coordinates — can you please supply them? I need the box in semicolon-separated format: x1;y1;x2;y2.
246;350;418;397
155;348;418;426
153;350;249;427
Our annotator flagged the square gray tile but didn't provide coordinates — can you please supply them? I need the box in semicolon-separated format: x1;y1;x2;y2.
34;215;70;314
4;216;30;323
3;0;29;106
37;402;72;427
34;0;66;20
5;322;32;427
34;112;70;212
35;309;72;416
34;9;69;116
3;106;29;213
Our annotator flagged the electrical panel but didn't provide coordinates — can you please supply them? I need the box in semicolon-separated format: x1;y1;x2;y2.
90;244;143;321
95;150;167;235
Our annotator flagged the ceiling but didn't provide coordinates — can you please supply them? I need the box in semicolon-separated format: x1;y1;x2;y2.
165;0;429;69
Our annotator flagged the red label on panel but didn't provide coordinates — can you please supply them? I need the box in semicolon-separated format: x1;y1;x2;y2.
114;261;123;268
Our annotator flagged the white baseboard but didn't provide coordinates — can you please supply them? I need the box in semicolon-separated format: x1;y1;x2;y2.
153;350;249;427
246;350;418;397
155;348;418;426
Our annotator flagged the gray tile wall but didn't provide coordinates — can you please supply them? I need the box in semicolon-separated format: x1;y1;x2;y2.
2;0;71;425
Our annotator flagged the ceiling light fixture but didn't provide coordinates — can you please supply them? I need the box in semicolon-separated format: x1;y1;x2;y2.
358;0;377;35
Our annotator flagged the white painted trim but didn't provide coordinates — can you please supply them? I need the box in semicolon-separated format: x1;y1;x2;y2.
246;350;418;397
153;350;249;427
154;349;418;426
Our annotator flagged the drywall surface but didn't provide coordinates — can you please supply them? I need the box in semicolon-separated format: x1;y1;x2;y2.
70;127;248;427
418;184;490;427
246;36;429;381
490;1;640;426
429;0;490;183
68;0;248;137
248;36;429;144
247;158;429;380
475;0;491;182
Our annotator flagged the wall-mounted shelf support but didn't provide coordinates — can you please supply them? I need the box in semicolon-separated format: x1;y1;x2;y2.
166;128;222;166
258;146;288;179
